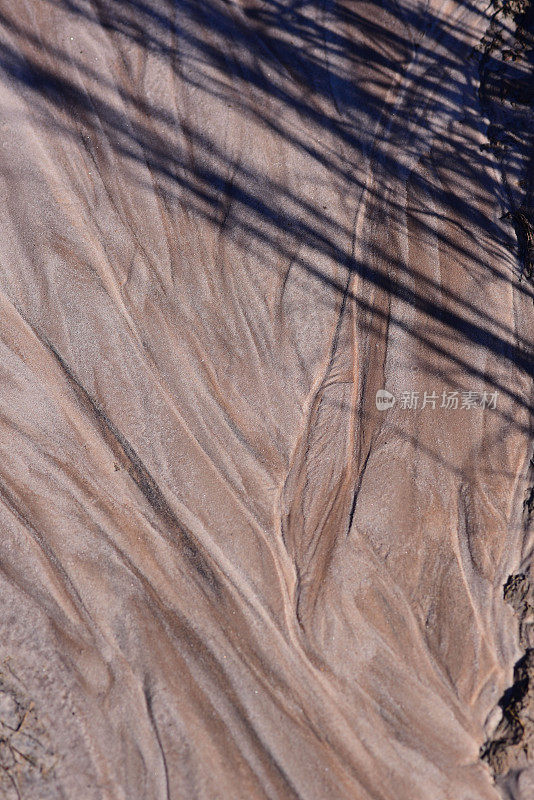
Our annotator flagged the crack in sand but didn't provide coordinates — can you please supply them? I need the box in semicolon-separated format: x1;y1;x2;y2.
0;662;56;800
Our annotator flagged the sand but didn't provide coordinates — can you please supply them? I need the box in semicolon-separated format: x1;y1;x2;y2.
0;0;532;798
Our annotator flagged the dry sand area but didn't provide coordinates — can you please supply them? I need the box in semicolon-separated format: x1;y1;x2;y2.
0;0;532;798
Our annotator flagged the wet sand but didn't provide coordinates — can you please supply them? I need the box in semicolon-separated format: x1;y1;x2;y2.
0;0;532;798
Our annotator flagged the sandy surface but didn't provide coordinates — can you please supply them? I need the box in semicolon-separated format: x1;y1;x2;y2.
0;0;532;798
